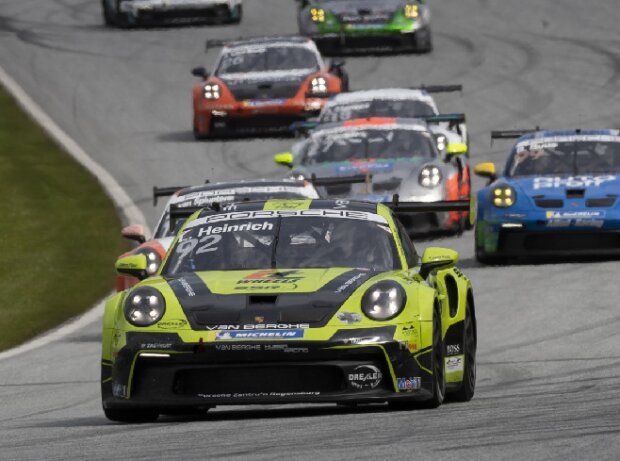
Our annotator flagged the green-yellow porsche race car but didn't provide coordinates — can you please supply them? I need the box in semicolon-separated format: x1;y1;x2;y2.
102;198;476;422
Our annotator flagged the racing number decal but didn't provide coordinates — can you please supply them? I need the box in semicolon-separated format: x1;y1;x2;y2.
196;235;222;254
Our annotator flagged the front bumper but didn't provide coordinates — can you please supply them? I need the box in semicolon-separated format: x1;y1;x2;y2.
477;211;620;257
195;98;326;136
102;332;432;409
119;0;239;20
309;26;427;52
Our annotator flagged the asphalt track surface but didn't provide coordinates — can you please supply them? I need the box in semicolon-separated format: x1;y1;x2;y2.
0;1;619;459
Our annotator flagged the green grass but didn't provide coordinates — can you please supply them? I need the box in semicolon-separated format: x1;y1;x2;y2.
0;86;128;351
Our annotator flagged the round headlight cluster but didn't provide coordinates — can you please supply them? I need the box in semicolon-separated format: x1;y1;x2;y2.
310;8;325;22
310;77;327;95
404;4;419;19
204;84;220;100
419;165;442;188
124;287;166;327
136;248;162;276
361;281;407;321
493;186;516;207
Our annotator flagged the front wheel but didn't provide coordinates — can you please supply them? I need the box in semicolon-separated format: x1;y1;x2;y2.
227;4;242;24
415;27;433;53
104;407;159;423
102;0;116;26
422;302;446;408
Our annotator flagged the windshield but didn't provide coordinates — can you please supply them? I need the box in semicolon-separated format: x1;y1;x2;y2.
216;45;319;74
302;128;436;164
508;139;620;177
154;187;319;239
319;100;436;123
162;210;400;274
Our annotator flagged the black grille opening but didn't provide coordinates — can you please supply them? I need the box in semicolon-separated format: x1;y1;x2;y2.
523;233;620;251
586;198;616;208
174;365;346;395
535;199;564;208
249;295;278;305
566;189;585;199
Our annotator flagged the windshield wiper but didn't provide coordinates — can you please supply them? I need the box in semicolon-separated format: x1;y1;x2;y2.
270;216;282;269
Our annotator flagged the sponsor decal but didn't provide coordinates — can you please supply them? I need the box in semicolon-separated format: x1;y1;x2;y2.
215;344;261;351
197;221;274;237
445;356;464;373
397;377;421;391
235;270;304;290
533;175;616;190
348;365;383;390
157;319;188;329
336;162;393;175
178;277;196;297
197;391;320;399
401;324;416;336
242;98;287;107
216;329;304;340
112;383;128;398
264;345;309;353
546;211;605;219
187;209;388;228
335;272;367;293
336;312;363;325
140;343;173;350
447;344;461;356
205;323;309;331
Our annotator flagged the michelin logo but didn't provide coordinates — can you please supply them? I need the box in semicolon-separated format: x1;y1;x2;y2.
216;330;305;340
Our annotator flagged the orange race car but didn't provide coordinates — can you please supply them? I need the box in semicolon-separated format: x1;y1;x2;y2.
191;36;348;139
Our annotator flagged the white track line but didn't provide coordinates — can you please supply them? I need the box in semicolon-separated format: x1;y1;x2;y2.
0;65;149;361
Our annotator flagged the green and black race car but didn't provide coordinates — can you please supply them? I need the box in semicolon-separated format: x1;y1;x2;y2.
102;199;476;422
296;0;432;53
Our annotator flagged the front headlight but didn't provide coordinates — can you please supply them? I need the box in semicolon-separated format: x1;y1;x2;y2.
124;287;166;327
404;4;419;18
310;77;328;95
361;281;407;321
203;84;221;100
419;165;442;188
493;186;516;207
136;248;162;276
310;8;325;22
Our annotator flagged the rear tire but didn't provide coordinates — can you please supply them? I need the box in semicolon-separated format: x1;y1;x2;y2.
451;299;476;402
104;407;159;423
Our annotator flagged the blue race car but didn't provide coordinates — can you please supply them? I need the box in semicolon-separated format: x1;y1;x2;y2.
474;129;620;263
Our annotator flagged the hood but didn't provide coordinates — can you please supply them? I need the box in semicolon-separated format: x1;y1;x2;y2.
297;157;445;198
509;174;619;202
162;268;377;329
218;69;313;101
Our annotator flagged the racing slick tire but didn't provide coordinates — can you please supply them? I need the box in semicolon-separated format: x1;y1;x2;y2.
450;297;477;402
389;302;445;410
102;0;116;26
113;0;132;28
414;27;433;53
193;126;211;140
103;407;159;423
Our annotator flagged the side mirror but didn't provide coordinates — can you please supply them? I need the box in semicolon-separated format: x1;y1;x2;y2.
274;152;294;168
419;247;459;279
191;66;208;79
121;224;146;244
115;254;148;280
329;58;346;70
446;142;468;156
474;162;497;182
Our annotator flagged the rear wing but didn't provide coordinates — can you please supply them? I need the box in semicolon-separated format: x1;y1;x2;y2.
206;35;307;51
291;113;466;136
385;194;471;213
153;181;211;206
490;127;541;144
409;84;463;94
310;173;370;187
